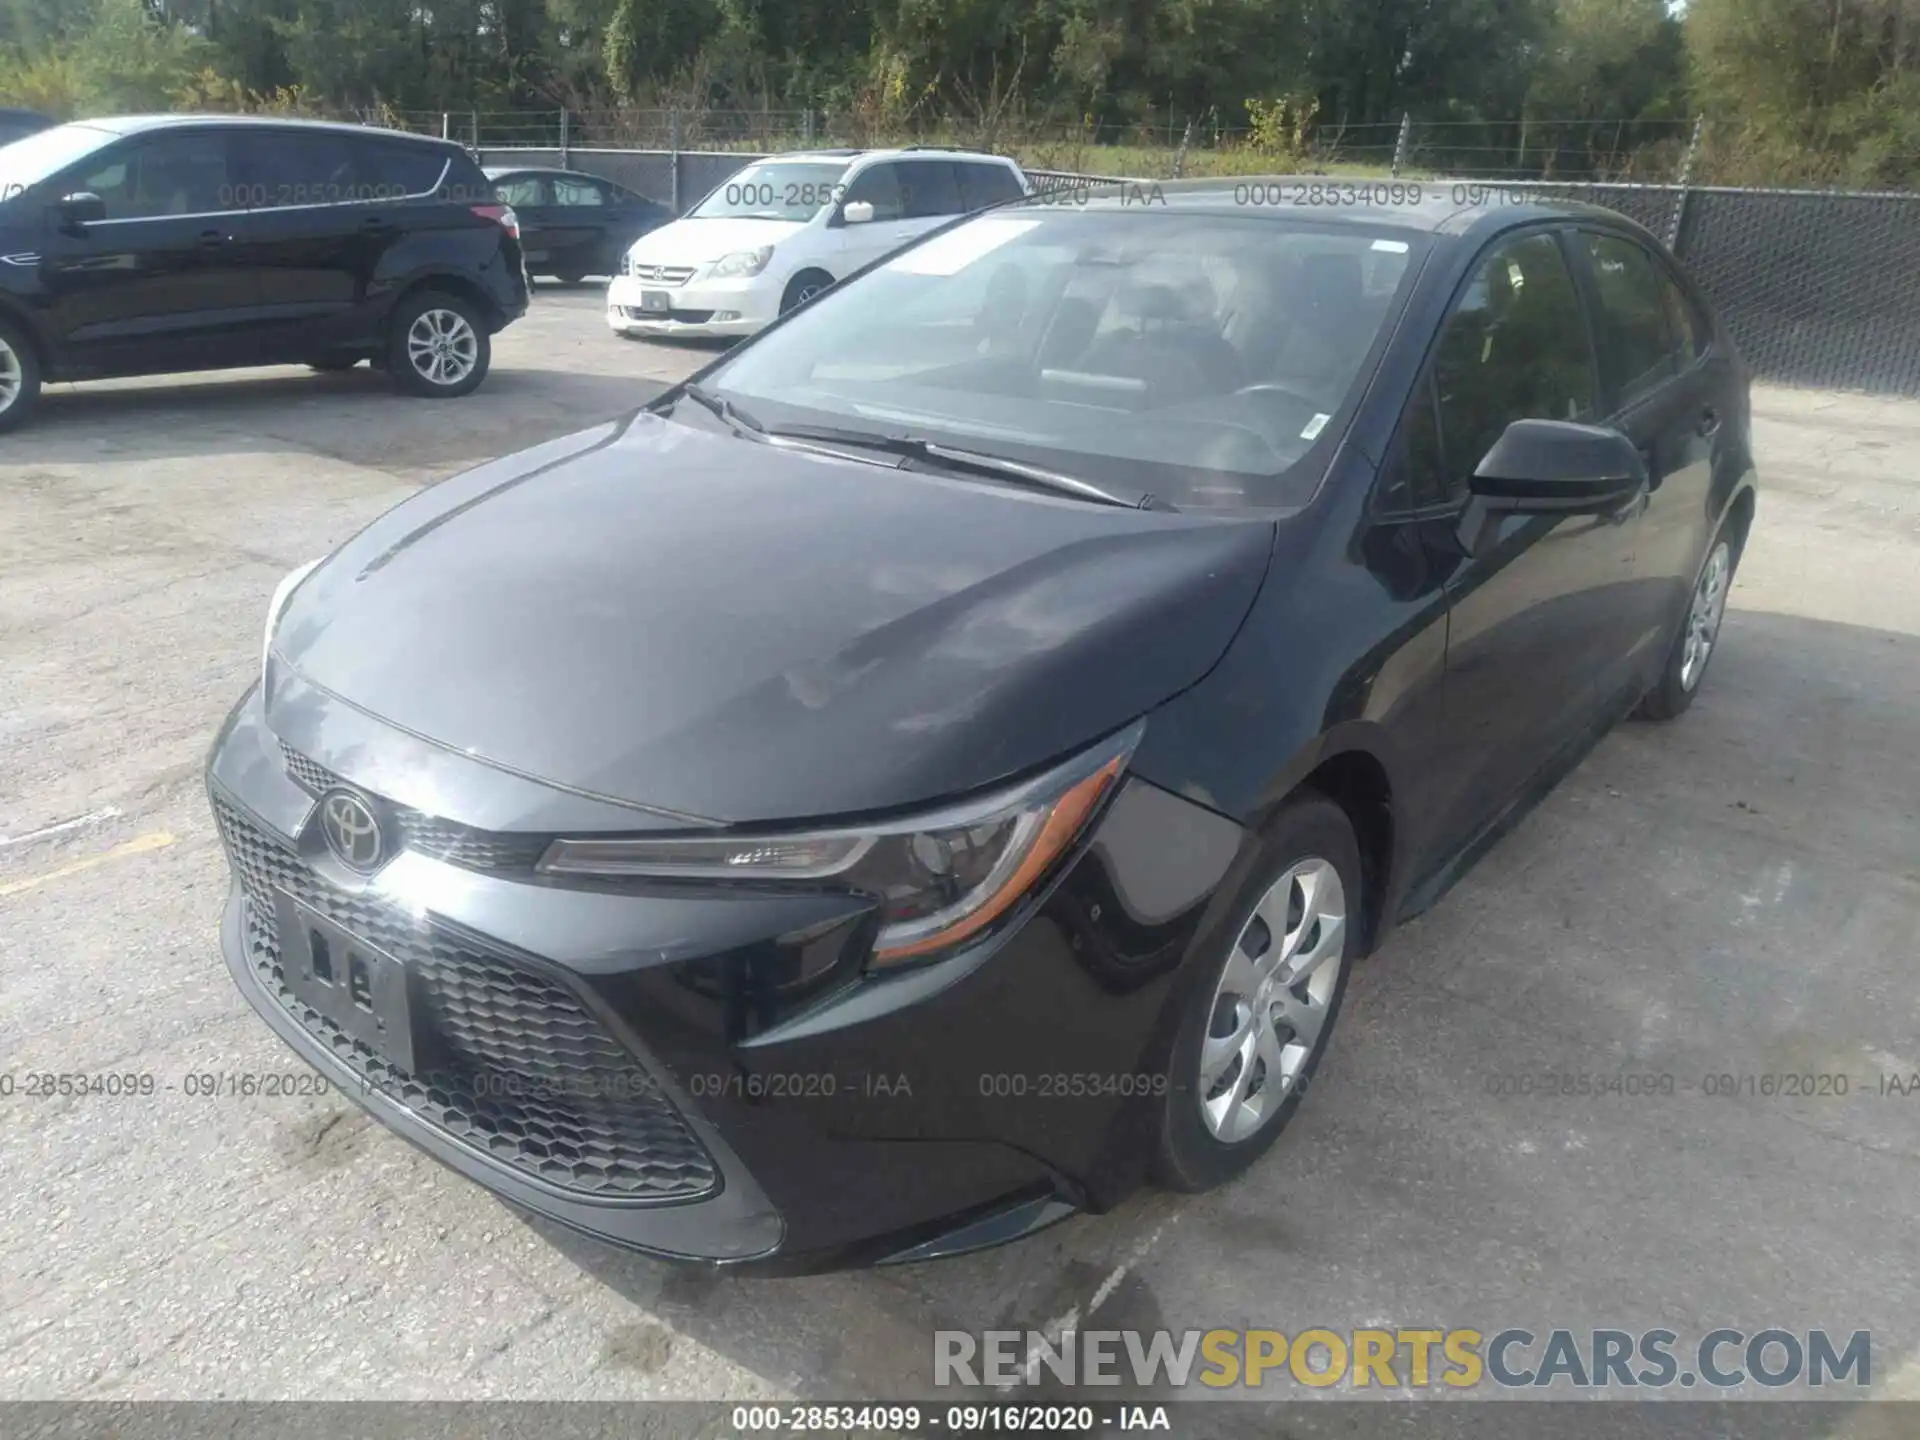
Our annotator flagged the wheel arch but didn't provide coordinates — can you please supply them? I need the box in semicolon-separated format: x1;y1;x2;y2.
0;297;54;376
1240;727;1403;960
782;267;835;305
1291;746;1396;959
1720;480;1758;567
388;272;506;333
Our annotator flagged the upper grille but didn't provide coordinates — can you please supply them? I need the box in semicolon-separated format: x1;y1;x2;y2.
630;263;694;285
279;742;549;873
214;796;719;1202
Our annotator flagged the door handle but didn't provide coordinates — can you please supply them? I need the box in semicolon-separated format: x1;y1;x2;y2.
197;229;227;248
361;216;397;234
1698;406;1721;437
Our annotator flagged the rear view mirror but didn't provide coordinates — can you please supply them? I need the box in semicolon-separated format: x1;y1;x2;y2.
55;191;106;228
840;200;875;225
1469;419;1648;513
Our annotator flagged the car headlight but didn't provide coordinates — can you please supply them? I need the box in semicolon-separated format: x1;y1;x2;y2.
709;246;774;278
262;558;323;684
537;722;1143;966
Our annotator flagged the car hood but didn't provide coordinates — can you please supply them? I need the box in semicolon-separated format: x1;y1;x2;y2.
272;414;1275;825
626;217;808;266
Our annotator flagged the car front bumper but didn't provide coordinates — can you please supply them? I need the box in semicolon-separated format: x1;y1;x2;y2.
206;679;1244;1270
605;273;778;338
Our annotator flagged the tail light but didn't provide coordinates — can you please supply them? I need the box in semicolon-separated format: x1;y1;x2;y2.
471;203;520;240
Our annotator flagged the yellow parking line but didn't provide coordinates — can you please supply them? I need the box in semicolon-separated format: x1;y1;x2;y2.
0;832;177;898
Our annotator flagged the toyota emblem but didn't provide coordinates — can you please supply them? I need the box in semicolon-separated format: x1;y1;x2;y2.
319;789;386;872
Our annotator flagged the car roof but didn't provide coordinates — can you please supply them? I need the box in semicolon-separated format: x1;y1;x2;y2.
482;165;629;182
70;114;457;147
1034;175;1652;241
769;147;1021;168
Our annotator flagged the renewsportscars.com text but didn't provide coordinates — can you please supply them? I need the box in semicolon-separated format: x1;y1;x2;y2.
934;1327;1872;1392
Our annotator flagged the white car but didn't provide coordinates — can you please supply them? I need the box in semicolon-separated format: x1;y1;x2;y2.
606;148;1030;339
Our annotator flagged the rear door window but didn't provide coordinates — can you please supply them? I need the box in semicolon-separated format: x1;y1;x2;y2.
1582;231;1680;406
956;162;1023;210
490;174;548;208
552;175;608;207
228;129;369;208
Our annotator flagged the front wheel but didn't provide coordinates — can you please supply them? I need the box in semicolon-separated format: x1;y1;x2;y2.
387;292;491;398
1635;531;1737;721
1155;795;1360;1192
780;270;833;315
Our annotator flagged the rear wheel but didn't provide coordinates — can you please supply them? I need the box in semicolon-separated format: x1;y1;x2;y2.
387;292;491;399
1155;795;1360;1192
1635;530;1737;721
0;318;44;434
554;269;588;285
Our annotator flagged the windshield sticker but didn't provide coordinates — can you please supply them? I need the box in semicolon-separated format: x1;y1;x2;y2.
1301;413;1331;441
890;219;1042;276
1371;238;1411;253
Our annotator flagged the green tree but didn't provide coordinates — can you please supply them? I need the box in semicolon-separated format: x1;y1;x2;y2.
1688;0;1920;184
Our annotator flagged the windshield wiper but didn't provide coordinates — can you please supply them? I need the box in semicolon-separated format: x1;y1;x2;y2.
673;382;767;439
762;423;1175;511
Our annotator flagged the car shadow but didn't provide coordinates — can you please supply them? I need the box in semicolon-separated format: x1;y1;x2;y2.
486;605;1920;1426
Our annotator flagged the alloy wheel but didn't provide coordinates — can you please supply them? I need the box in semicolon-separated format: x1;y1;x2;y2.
0;335;21;415
1679;540;1732;691
1199;857;1347;1143
406;308;479;388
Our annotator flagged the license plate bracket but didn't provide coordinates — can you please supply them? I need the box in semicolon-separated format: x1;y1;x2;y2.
639;289;672;313
276;892;423;1075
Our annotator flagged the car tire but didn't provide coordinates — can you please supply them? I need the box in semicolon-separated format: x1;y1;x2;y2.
0;316;45;434
780;270;834;315
1635;526;1738;722
1154;794;1360;1193
555;270;587;285
387;291;491;399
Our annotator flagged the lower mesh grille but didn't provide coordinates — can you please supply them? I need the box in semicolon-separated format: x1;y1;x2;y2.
214;795;718;1202
621;305;714;323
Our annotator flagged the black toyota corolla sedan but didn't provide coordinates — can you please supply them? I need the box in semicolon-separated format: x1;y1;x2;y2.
209;179;1756;1270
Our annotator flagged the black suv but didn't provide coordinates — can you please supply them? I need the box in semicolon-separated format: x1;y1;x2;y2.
0;115;529;432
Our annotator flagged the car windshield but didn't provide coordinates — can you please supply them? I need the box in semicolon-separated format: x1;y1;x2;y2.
0;122;118;201
688;160;852;222
695;205;1425;510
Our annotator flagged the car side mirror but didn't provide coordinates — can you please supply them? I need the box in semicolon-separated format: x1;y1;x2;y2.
1450;418;1648;557
840;200;875;226
54;191;106;229
1469;419;1648;513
